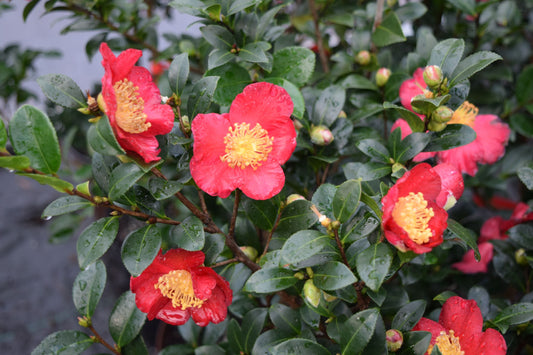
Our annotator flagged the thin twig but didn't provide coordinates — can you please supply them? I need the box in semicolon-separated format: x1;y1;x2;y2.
260;206;284;258
210;258;238;268
228;190;241;238
88;324;121;355
308;0;330;73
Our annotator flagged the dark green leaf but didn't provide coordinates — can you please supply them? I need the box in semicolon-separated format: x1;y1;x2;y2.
228;0;261;15
109;291;146;347
269;47;315;87
9;105;61;174
356;139;390;163
23;0;40;22
205;62;251;106
87;115;125;156
450;51;502;86
227;319;244;354
339;74;378;91
356;243;394;292
252;329;294;355
148;178;183;200
203;233;225;266
493;303;533;333
423;124;476;152
333;179;361;223
396;2;428;21
516;65;533;106
77;216;119;269
341;211;380;244
239;42;270;63
269;303;301;335
123;335;148;355
187;76;219;118
42;196;93;218
244;198;279;231
383;102;424;132
37;74;86;108
410;95;450;113
0;155;31;171
159;344;195;355
398;331;431;355
275;200;319;238
0;119;7;151
312;85;346;126
281;230;330;265
391;300;426;332
311;183;336;219
121;225;162;276
207;49;235;69
446;219;480;261
510;114;533;138
170;216;205;251
244;267;298;293
343;162;392;182
428;39;465;77
242;308;267;353
17;173;73;193
194;345;225;355
272;339;330;354
517;165;533;190
313;261;357;291
73;260;106;318
509;224;533;250
108;163;145;201
396;132;431;163
31;330;93;355
168;53;190;95
339;308;379;355
447;0;476;15
372;12;406;47
201;25;234;49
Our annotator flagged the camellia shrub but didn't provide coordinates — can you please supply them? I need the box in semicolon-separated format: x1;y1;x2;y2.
2;0;533;354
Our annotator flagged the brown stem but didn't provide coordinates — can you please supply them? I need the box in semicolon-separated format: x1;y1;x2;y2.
372;0;385;33
198;190;209;215
333;228;349;267
228;190;241;238
88;324;121;355
210;258;238;268
260;206;284;258
320;164;330;185
308;0;330;73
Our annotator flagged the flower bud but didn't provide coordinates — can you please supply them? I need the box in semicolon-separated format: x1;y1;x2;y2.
240;246;259;262
310;125;334;146
181;115;191;134
78;316;92;328
428;120;447;132
322;291;337;302
386;329;403;352
337;110;347;119
293;271;305;280
375;68;391;87
387;0;397;6
97;92;107;113
423;65;443;89
303;279;321;307
286;194;306;204
515;248;528;266
432;106;454;123
355;50;371;66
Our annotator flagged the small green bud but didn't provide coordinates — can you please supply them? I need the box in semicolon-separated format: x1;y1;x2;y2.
375;67;391;87
337;110;347;119
515;248;528;266
240;246;259;262
432;106;454;123
423;65;443;89
294;271;305;280
310;125;334;146
428;120;447;132
386;329;403;352
78;316;92;328
387;0;397;6
303;279;321;307
181;115;191;134
355;50;371;66
286;194;306;204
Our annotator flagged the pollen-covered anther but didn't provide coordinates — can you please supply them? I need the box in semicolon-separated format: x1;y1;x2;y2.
220;122;274;169
392;192;435;245
113;78;151;133
427;330;464;355
448;101;478;127
155;270;204;310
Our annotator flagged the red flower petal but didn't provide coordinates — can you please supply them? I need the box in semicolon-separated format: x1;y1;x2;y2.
412;317;446;346
469;328;507;355
433;163;464;208
452;242;494;274
395;163;442;201
190;287;230;326
238;161;286;200
399;68;426;114
439;296;483;341
473;115;510;165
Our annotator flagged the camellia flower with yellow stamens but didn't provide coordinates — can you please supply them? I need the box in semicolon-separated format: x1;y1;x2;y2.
381;163;463;254
99;42;174;163
413;296;507;355
130;248;232;326
190;82;296;200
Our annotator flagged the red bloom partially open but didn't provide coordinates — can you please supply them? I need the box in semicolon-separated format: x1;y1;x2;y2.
190;82;296;200
413;296;507;355
130;249;232;326
382;163;463;254
99;42;174;163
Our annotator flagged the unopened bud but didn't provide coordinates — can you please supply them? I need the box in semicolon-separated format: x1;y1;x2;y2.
387;0;397;6
240;246;259;262
375;68;391;87
78;316;92;328
181;115;191;134
423;65;443;89
294;271;305;280
319;214;332;228
293;119;304;131
97;93;107;113
355;50;371;66
310;125;334;146
428;120;447;132
515;248;528;266
303;279;321;307
391;162;406;174
337;110;347;119
287;194;306;204
432;106;454;123
386;329;403;352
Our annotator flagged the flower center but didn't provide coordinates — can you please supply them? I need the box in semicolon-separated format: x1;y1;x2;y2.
392;192;435;244
448;101;478;127
427;330;464;355
154;270;204;310
220;122;274;169
113;78;151;134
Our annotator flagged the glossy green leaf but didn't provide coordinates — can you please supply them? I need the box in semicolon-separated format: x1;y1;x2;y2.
108;163;145;201
372;12;406;47
87;115;125;156
203;233;225;266
392;300;426;332
396;2;428;21
168;53;190;95
333;179;361;223
356;139;390;163
516;64;533;106
207;49;235;69
510;114;533;138
343;162;392;182
244;198;279;231
447;0;476;15
446;219;480;261
123;335;149;355
395;132;431;163
313;261;357;291
9;105;61;174
0;155;31;170
187;76;219;119
341;210;380;244
493;303;533;333
269;303;301;335
398;331;431;355
121;225;162;276
194;345;225;355
148;178;183;200
252;329;295;355
339;74;378;91
109;291;146;347
0;119;7;151
311;183;336;219
72;260;106;318
509;224;533;250
275;200;319;238
383;102;425;132
17;173;74;193
517;165;533;190
269;47;315;87
281;230;330;265
201;25;234;50
77;216;119;269
170;216;205;251
450;51;502;86
42;196;93;218
339;308;379;355
37;73;86;109
428;38;465;77
312;85;346;126
423;124;476;152
242;308;267;353
239;41;270;63
272;339;330;354
410;94;450;113
356;243;394;292
227;319;245;354
205;62;251;106
244;267;298;293
228;0;261;15
31;330;93;355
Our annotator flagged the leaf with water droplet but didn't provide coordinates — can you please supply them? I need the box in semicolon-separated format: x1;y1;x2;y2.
244;267;298;293
170;215;205;251
355;243;394;292
31;330;93;355
109;291;146;347
72;260;107;318
76;216;119;269
121;224;162;277
391;300;426;332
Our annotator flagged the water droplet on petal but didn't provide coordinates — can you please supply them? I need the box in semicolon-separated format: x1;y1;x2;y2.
43;216;52;221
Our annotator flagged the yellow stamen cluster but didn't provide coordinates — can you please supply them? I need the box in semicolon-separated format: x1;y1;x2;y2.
427;330;464;355
392;192;435;244
220;122;274;169
448;101;478;127
155;270;204;310
113;78;151;133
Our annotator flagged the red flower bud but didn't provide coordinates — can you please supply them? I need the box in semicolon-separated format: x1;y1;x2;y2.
423;65;443;88
310;125;334;146
355;50;371;66
386;329;403;352
376;68;391;87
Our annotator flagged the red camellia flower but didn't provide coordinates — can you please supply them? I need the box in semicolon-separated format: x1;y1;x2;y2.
190;82;296;200
99;42;174;163
399;67;430;116
381;163;464;254
130;248;232;326
413;296;507;355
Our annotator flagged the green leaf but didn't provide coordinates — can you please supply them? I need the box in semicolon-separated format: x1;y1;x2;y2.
269;303;301;335
269;47;315;87
121;225;162;276
343;162;391;182
73;260;107;318
391;300;426;332
399;331;431;355
203;233;225;266
227;319;244;354
333;179;361;223
252;329;294;355
509;224;533;250
372;12;406;47
272;339;330;354
207;49;235;69
396;2;428;21
311;183;336;219
339;74;378;91
511;114;533;138
341;210;380;244
447;0;476;15
275;200;319;238
23;0;40;22
194;345;225;355
148;178;183;200
493;303;533;333
244;198;279;231
201;25;234;50
42;196;93;218
77;216;119;269
17;173;74;193
87;115;125;156
37;74;86;109
339;308;379;355
9;105;61;174
428;38;465;78
31;330;93;355
410;95;451;113
395;132;431;163
170;216;205;251
227;0;261;15
450;51;502;86
168;53;190;95
242;308;267;353
446;219;480;261
313;261;357;291
516;65;533;106
123;335;149;355
0;119;7;151
356;243;394;292
383;102;424;132
244;267;298;293
312;85;346;126
108;163;145;201
109;291;146;347
0;155;31;171
356;139;390;163
187;76;219;118
263;77;305;118
281;230;330;265
205;63;251;106
239;41;270;63
423;124;476;152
